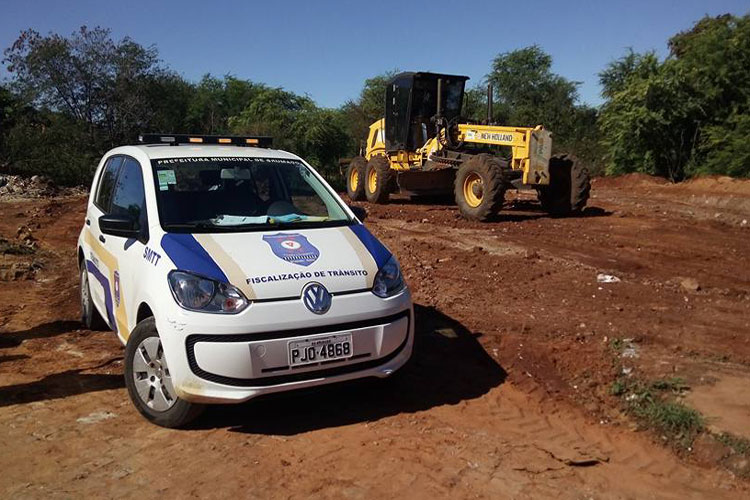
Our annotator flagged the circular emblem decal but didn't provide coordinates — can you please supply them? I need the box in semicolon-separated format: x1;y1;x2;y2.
281;240;302;250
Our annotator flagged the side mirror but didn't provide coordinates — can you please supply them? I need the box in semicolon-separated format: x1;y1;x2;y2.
350;205;367;222
99;214;140;239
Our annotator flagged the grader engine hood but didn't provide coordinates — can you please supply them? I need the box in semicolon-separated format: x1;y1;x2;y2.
527;128;552;185
457;125;553;185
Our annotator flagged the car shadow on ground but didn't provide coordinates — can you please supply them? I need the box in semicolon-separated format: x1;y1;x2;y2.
0;320;83;345
0;357;124;408
196;304;506;435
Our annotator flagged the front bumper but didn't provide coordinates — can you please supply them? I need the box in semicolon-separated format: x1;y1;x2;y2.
156;288;413;404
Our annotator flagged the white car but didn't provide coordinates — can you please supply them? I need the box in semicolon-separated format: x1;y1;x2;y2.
77;134;413;428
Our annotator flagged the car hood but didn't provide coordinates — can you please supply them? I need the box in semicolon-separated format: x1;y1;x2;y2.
160;224;391;300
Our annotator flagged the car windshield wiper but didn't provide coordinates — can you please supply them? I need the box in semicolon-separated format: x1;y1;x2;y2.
163;221;213;231
220;219;350;231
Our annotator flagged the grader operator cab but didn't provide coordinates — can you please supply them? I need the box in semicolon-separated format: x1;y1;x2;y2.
345;71;590;221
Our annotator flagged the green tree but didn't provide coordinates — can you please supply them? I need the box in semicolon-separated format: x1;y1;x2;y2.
487;46;602;169
599;14;750;179
3;110;97;185
228;86;349;182
2;26;194;184
599;50;660;100
0;85;17;168
3;26;188;147
228;86;314;141
185;75;263;134
488;46;578;132
339;70;398;154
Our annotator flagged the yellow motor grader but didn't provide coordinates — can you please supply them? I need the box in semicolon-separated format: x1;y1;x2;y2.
345;72;590;221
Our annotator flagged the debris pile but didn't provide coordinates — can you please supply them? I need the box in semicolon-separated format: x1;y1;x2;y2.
0;224;42;281
0;174;59;198
0;261;41;281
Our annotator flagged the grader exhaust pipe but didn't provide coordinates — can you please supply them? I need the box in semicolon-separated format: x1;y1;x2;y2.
487;83;493;125
436;78;443;119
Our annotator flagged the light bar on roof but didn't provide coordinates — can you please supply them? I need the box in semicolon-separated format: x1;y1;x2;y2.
138;134;273;148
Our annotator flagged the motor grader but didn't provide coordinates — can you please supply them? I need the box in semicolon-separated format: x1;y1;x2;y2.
345;72;590;221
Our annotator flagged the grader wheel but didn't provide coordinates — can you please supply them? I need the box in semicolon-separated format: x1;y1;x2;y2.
537;156;591;216
454;154;508;221
365;156;393;204
346;156;367;201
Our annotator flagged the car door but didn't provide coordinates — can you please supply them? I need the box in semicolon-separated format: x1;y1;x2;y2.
84;155;124;328
100;156;150;341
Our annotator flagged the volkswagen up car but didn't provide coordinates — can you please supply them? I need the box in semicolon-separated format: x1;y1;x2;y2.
78;134;413;427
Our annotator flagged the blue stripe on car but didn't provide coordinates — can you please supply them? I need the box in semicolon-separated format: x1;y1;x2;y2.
160;233;229;282
86;260;116;332
349;224;391;269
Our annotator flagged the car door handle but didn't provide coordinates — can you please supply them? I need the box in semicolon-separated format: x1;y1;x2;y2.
99;235;106;243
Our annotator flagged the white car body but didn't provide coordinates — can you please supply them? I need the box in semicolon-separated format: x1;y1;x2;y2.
78;143;413;405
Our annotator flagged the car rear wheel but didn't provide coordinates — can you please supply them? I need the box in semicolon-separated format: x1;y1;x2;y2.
124;317;204;428
80;264;107;330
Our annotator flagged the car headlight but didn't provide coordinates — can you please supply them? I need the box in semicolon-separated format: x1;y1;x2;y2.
372;255;405;298
168;270;249;313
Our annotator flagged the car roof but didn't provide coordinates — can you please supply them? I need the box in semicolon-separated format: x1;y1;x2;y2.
106;144;302;161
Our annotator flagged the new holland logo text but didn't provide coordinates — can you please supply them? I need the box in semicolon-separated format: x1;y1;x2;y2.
479;132;514;142
262;233;320;267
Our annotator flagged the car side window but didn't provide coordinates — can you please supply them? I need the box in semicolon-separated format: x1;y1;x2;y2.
95;156;124;211
110;157;148;233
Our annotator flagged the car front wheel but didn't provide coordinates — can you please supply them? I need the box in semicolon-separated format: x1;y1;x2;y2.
124;317;204;428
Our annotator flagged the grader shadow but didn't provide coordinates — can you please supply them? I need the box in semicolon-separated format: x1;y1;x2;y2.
353;195;611;223
200;304;506;435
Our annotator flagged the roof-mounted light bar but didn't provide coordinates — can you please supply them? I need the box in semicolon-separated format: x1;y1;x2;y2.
138;134;273;148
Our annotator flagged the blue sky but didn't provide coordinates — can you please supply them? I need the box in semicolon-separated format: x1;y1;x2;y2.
1;0;748;108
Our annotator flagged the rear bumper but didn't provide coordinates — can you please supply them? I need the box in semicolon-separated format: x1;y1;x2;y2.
156;288;413;404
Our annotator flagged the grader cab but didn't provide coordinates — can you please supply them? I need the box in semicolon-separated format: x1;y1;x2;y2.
346;71;590;221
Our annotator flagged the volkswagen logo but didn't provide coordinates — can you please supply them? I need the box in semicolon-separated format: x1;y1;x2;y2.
301;282;332;315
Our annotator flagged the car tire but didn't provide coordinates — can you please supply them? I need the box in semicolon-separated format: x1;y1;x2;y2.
346;156;367;201
124;317;204;428
80;264;108;330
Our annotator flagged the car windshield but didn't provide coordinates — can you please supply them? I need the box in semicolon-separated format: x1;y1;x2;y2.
151;156;351;232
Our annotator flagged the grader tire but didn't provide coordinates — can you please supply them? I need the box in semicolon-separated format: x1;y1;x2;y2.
537;156;590;216
454;154;508;221
365;156;393;204
346;156;367;201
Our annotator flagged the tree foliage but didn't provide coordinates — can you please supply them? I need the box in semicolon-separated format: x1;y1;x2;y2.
2;17;749;187
487;45;602;169
229;87;349;180
599;14;750;179
338;70;398;154
1;27;350;185
4;27;185;146
185;75;263;134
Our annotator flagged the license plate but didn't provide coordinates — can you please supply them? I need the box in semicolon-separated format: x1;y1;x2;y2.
288;334;353;367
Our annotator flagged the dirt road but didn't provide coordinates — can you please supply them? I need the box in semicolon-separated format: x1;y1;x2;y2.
1;175;749;498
